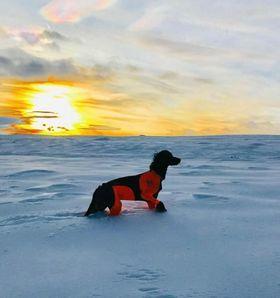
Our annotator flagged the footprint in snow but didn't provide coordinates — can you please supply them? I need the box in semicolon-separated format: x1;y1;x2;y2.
193;193;230;203
117;268;164;282
0;211;83;227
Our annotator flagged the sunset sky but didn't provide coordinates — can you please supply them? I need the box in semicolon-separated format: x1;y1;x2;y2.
0;0;279;136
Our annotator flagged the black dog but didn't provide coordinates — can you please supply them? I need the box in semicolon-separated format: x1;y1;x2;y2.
85;150;181;216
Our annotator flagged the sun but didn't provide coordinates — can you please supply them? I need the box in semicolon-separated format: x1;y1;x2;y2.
2;79;132;136
24;82;82;135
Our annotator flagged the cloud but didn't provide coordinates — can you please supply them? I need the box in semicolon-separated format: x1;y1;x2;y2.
0;48;77;78
138;35;227;60
0;27;77;55
0;47;127;82
135;34;274;70
129;5;168;31
88;124;120;131
25;116;59;119
44;41;61;51
40;0;117;23
0;117;20;133
3;27;70;51
0;27;7;38
17;31;40;45
0;56;12;67
0;117;20;125
41;30;67;41
243;120;275;131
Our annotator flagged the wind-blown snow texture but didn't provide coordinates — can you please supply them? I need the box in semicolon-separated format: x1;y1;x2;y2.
1;135;280;298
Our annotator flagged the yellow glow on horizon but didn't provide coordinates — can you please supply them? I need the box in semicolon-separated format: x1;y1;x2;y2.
2;80;128;136
2;78;274;137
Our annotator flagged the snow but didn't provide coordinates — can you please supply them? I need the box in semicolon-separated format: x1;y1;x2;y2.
1;135;280;297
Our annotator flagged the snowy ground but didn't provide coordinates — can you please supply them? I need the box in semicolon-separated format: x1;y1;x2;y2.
1;135;280;298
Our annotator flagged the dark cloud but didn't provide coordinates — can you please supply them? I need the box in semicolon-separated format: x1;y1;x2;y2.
79;61;141;82
19;31;40;45
139;36;219;59
87;63;115;80
25;115;59;119
44;41;61;51
89;98;134;108
0;47;124;81
32;111;57;114
23;111;59;119
102;114;151;122
2;28;70;52
193;77;213;84
88;124;120;131
0;56;12;67
0;48;77;78
159;71;214;86
244;120;274;130
40;30;67;41
19;60;45;76
0;117;20;125
57;126;69;131
135;74;179;94
20;29;68;44
0;117;20;133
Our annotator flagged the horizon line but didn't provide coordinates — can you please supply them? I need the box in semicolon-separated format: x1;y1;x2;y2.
1;133;280;138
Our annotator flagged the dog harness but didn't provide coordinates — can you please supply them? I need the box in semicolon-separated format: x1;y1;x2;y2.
108;170;162;215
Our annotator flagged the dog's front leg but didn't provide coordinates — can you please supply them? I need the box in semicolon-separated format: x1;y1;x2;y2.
155;201;167;212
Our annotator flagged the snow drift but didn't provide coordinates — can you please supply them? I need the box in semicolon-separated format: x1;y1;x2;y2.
1;135;280;297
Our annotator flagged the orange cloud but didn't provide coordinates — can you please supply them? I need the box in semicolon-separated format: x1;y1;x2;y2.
41;0;116;23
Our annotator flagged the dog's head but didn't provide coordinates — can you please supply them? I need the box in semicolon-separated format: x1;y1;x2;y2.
150;150;181;179
153;150;181;167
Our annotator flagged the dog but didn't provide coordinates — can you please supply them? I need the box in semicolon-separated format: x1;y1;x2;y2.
84;150;181;216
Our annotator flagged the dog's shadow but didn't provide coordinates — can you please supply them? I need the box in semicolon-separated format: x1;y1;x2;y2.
85;204;150;218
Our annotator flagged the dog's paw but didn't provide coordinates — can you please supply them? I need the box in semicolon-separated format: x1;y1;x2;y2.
155;201;167;212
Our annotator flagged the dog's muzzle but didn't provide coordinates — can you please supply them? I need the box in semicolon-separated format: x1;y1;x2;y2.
169;156;181;165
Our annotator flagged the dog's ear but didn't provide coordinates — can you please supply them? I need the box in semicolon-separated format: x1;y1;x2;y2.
152;151;170;165
153;152;158;160
150;151;163;172
152;151;160;163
